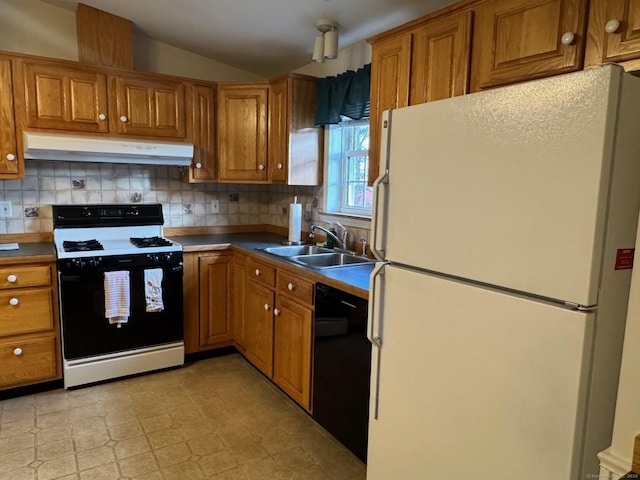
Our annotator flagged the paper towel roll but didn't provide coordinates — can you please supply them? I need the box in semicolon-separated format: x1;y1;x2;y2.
288;203;302;243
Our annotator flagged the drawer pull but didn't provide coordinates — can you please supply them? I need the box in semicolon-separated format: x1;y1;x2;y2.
98;113;107;120
9;297;19;306
120;115;129;123
264;303;270;311
255;269;261;276
287;282;294;291
7;274;17;283
13;347;22;356
274;308;280;316
6;153;16;161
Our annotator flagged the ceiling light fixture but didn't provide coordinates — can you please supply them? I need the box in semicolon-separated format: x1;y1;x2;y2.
312;19;338;63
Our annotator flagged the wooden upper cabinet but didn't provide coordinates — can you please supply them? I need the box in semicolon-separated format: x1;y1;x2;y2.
0;57;19;178
217;82;268;183
585;0;640;70
189;83;216;182
368;34;412;184
268;74;322;186
110;73;186;138
471;0;589;90
17;60;109;133
409;10;473;104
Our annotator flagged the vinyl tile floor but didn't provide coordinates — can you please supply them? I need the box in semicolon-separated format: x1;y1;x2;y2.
0;354;366;480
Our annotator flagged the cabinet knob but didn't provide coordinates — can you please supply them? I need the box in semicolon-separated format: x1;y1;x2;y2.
9;297;19;306
7;274;17;283
264;303;270;311
258;164;265;171
195;162;202;169
6;153;16;161
120;115;128;123
255;269;261;276
560;32;575;45
277;163;283;170
287;282;294;291
605;19;621;34
98;113;107;120
274;308;280;316
13;347;22;356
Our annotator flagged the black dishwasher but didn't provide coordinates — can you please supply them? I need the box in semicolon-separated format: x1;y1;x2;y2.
313;283;371;462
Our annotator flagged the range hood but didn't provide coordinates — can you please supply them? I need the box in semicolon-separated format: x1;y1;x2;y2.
23;132;194;166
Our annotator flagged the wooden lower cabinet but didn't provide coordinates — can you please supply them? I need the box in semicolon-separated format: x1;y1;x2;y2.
231;253;248;351
199;253;233;347
244;279;275;377
273;295;313;411
0;261;61;390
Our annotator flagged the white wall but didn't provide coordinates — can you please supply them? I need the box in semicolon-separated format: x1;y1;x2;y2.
0;0;260;82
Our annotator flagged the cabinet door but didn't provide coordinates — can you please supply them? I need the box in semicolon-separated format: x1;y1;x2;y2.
199;254;233;347
368;34;412;185
585;0;640;69
471;0;588;90
217;83;268;182
0;58;19;177
268;76;289;183
189;84;216;182
231;254;247;351
410;11;473;105
273;295;313;411
245;280;274;377
18;61;109;133
111;74;186;138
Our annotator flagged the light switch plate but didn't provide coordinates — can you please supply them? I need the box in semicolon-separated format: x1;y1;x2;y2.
211;200;220;214
0;201;12;218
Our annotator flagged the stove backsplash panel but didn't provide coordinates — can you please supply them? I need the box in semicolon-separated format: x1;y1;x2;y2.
0;161;322;235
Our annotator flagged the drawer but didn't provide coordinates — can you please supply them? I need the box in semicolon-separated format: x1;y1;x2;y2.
278;270;314;305
0;336;58;389
248;258;276;288
0;288;54;336
0;265;52;289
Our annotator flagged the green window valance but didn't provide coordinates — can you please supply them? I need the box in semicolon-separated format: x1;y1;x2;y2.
315;63;371;126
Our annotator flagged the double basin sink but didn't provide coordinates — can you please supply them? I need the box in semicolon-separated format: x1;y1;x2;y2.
259;245;376;270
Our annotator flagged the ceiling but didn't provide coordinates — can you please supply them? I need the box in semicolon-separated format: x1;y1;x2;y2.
41;0;457;77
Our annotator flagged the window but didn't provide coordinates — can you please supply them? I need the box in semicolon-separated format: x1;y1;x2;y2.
325;118;372;217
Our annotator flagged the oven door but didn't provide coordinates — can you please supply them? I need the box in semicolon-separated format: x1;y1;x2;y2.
59;263;184;360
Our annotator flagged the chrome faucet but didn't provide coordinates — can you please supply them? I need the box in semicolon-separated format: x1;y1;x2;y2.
309;223;348;250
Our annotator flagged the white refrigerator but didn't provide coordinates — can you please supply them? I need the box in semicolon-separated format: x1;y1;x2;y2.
366;64;640;479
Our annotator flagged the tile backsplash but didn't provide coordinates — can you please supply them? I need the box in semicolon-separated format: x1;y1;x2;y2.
0;160;322;235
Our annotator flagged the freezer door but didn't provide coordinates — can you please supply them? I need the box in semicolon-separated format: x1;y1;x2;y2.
373;65;640;306
367;265;595;479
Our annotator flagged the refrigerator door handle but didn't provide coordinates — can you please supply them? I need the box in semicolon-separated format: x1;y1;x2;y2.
368;261;386;420
370;110;392;262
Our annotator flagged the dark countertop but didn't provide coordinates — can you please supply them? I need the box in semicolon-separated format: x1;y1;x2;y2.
168;232;374;298
0;242;57;265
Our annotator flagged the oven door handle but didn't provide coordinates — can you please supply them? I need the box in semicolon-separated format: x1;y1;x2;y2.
59;274;99;282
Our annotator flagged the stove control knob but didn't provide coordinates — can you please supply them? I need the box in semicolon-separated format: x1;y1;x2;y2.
147;254;160;262
81;208;92;217
163;253;172;262
89;257;102;268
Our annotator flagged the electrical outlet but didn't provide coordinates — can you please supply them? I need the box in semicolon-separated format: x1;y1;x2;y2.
211;200;220;214
0;201;12;218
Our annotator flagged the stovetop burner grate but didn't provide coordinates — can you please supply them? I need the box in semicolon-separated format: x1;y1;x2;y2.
130;236;173;248
62;239;104;252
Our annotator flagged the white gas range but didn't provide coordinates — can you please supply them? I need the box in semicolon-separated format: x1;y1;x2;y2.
53;204;184;388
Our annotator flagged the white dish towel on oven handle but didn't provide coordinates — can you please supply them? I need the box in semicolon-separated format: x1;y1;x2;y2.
104;271;130;328
145;268;164;312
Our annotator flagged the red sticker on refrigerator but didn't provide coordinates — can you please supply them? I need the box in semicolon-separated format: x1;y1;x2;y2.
615;248;635;270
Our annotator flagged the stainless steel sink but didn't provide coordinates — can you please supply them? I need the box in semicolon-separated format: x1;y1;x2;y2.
290;252;376;269
261;245;333;257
